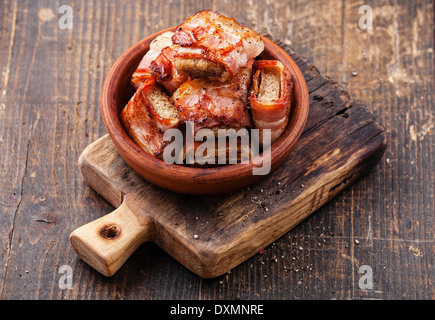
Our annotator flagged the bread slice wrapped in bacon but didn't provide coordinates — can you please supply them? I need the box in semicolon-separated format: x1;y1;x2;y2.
171;60;254;132
120;77;180;156
153;10;264;82
131;32;187;95
249;60;293;144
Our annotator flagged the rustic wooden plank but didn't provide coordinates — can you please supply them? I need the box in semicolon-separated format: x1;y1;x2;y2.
337;0;434;300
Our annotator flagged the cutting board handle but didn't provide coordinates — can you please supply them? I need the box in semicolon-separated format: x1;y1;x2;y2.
69;201;153;277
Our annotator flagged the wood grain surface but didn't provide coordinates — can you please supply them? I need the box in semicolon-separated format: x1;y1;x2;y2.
0;0;433;300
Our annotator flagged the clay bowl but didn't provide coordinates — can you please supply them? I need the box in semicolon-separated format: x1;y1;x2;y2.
101;27;309;195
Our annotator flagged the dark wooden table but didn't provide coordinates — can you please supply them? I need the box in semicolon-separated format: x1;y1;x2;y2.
0;0;433;300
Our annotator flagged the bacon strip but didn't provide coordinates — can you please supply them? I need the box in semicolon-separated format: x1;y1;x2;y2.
249;60;292;144
172;60;254;132
153;10;264;81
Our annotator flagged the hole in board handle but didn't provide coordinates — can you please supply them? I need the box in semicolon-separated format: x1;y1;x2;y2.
100;225;121;239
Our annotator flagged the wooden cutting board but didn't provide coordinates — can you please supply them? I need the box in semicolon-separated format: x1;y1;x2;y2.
70;42;388;278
